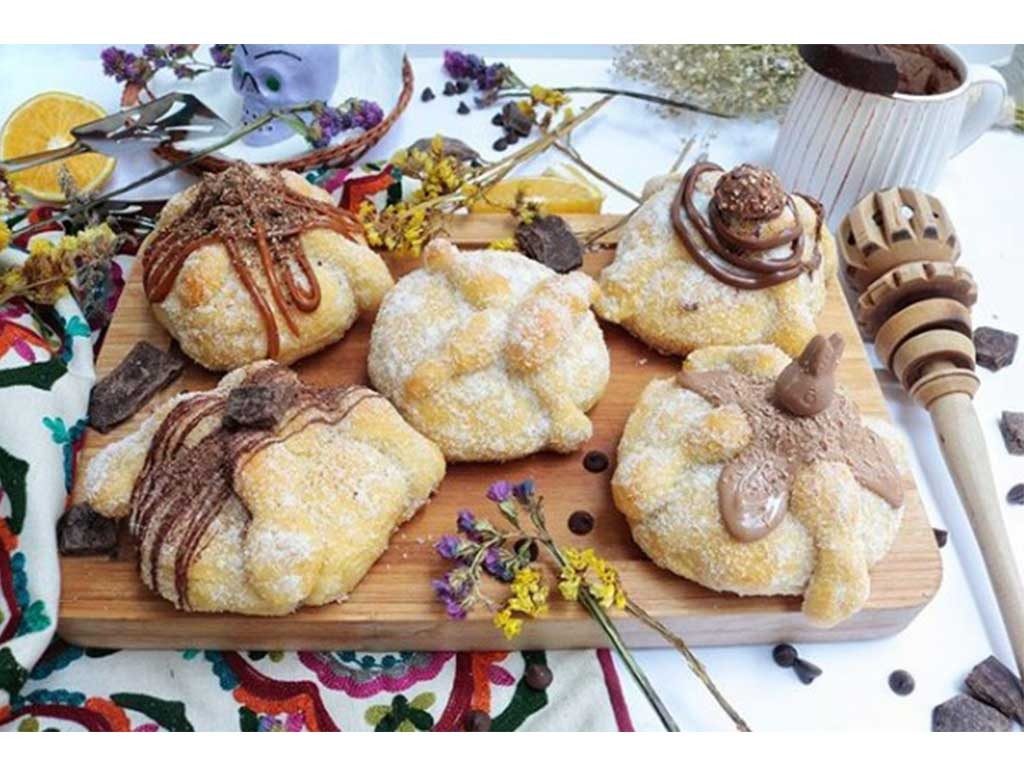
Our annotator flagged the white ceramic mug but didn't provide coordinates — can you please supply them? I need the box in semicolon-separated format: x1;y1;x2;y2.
771;45;1007;227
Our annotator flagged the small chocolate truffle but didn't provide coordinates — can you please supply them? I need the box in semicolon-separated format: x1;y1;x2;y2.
524;663;553;691
713;164;787;221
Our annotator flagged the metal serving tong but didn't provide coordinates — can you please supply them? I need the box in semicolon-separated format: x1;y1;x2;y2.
0;93;230;175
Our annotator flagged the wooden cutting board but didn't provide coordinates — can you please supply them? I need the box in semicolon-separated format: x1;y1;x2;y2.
61;214;942;650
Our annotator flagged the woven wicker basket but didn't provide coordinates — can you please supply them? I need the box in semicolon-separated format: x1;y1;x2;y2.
155;56;414;174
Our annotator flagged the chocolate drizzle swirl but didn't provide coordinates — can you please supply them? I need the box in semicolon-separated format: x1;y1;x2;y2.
676;363;904;542
670;162;824;290
142;164;363;359
127;364;380;609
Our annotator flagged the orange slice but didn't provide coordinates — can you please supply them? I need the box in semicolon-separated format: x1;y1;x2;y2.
471;165;605;215
1;91;116;202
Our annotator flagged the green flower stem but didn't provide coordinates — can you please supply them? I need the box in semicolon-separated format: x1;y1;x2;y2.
535;535;680;732
626;598;750;732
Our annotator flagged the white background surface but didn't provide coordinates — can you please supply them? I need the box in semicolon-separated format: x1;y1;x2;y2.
1;44;1022;731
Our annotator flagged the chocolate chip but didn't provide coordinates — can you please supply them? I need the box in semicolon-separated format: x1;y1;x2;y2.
582;450;609;473
501;102;533;137
974;327;1018;371
491;112;504;126
568;510;595;536
442;81;457;96
772;643;798;668
933;528;949;548
492;137;508;152
524;663;553;691
1000;411;1024;455
965;655;1024;724
223;384;294;431
457;101;470;115
515;538;539;562
463;709;492;731
1008;484;1024;505
455;79;470;94
504;132;519;145
888;669;915;696
515;215;583;274
58;503;119;556
420;87;435;102
88;341;185;433
932;694;1012;732
793;658;822;685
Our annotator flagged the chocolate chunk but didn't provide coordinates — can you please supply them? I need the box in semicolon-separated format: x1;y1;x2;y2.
457;101;470;115
1000;411;1024;455
463;709;491;731
515;215;583;274
582;450;609;473
932;694;1012;732
798;45;899;94
974;326;1018;371
455;79;470;94
524;663;553;691
501;102;533;137
885;45;962;96
420;87;435;102
1008;484;1024;505
965;655;1024;724
442;81;457;96
772;643;798;668
515;538;539;562
223;384;294;431
88;341;185;433
491;112;504;127
933;528;949;548
568;510;595;536
793;658;822;685
58;503;119;556
888;669;915;696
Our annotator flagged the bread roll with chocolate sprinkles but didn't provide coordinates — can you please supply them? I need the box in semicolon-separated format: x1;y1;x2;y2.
82;361;445;615
139;163;393;371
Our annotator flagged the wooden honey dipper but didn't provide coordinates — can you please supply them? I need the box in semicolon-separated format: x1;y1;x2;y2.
841;188;1024;677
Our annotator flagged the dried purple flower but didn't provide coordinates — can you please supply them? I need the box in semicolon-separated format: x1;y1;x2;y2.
513;479;536;503
435;534;462;561
432;573;469;619
486;480;512;503
101;47;149;85
443;50;486;81
352;100;384;129
209;44;235;68
483;547;514;583
457;510;478;535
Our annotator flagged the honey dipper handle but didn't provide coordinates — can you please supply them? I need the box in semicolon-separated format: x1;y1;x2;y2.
929;391;1024;677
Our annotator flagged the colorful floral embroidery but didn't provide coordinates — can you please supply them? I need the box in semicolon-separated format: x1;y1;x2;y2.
298;651;452;697
365;692;436;732
42;416;87;494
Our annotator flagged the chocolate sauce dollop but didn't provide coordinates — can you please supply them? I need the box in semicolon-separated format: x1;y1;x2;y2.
676;352;903;542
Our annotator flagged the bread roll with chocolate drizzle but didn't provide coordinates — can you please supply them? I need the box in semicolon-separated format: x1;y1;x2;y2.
612;340;906;627
597;163;836;357
82;361;445;615
140;163;393;371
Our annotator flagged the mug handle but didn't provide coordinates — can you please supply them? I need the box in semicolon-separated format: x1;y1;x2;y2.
954;64;1007;155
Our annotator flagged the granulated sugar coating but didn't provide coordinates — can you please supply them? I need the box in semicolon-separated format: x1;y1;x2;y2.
368;239;610;462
